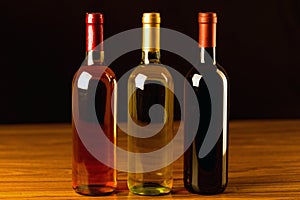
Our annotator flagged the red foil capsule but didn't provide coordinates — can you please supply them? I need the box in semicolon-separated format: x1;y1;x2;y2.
86;13;104;52
198;12;217;48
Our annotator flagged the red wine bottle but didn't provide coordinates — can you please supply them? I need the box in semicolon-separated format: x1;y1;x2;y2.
184;12;229;195
72;13;117;196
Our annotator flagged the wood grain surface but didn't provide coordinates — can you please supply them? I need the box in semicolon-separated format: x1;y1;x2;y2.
0;120;299;199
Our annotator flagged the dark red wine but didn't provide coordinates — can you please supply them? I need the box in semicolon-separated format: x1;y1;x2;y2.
184;12;229;195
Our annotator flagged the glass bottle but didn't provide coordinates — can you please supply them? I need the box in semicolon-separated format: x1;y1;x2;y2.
127;13;174;196
184;12;229;194
72;13;117;196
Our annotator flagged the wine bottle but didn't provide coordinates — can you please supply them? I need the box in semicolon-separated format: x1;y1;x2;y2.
184;12;229;194
127;13;174;196
72;13;117;196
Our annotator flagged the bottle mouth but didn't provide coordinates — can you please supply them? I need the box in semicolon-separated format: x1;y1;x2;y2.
142;13;161;24
198;12;217;23
86;13;104;24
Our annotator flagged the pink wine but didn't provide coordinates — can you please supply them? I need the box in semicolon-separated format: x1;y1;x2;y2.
72;13;117;196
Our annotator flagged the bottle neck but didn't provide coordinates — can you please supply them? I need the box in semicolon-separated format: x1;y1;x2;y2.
86;23;104;66
86;50;104;66
141;50;161;64
200;47;216;65
141;24;160;64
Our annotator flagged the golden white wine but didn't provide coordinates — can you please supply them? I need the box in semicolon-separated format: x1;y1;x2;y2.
127;13;174;196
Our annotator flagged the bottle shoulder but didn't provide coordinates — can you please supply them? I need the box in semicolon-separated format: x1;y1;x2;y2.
73;65;117;87
216;63;229;80
129;64;173;83
74;65;116;79
186;63;229;81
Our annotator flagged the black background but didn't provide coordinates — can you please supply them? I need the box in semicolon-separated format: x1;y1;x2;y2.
1;0;299;123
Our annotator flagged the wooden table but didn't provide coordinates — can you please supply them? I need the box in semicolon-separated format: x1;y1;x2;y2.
0;120;300;199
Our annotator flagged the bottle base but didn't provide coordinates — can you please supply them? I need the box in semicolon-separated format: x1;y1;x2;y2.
129;183;171;196
184;184;227;195
73;185;115;196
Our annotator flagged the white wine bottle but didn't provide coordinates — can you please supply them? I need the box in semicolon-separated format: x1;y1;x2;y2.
127;13;174;196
